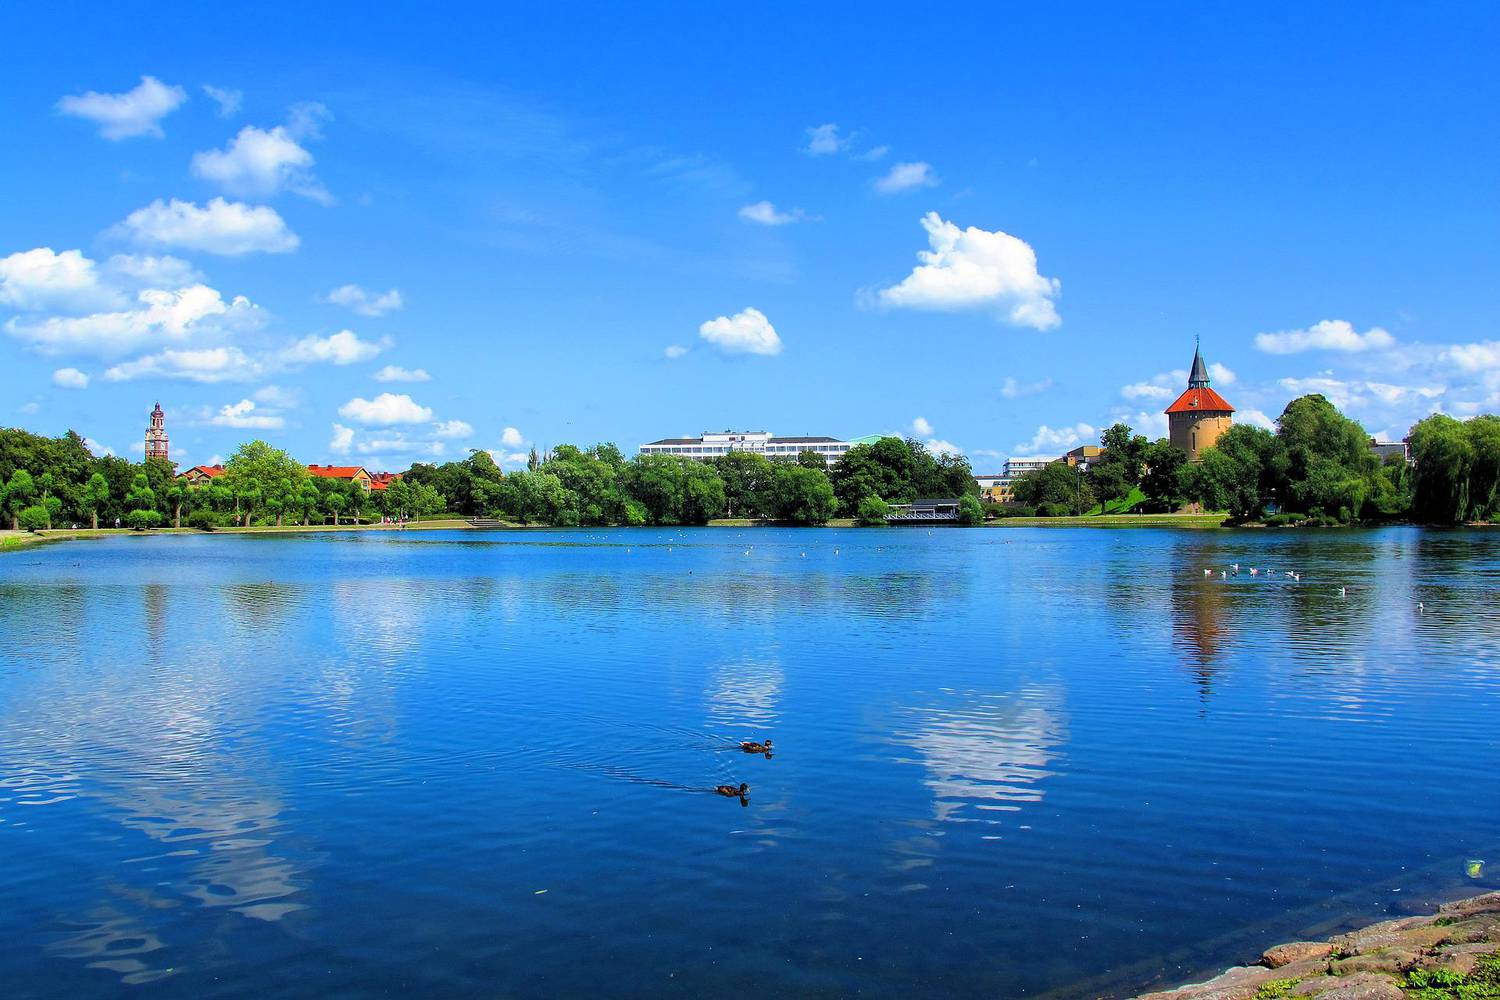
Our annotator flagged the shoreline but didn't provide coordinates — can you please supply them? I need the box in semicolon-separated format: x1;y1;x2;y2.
1125;890;1500;1000
0;514;1474;553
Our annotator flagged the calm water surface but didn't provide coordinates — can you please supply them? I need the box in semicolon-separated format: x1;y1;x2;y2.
1;527;1497;998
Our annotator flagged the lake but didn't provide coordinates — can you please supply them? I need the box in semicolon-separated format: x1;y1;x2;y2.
1;527;1497;998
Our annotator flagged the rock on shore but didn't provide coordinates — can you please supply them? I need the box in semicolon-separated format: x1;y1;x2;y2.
1135;892;1500;1000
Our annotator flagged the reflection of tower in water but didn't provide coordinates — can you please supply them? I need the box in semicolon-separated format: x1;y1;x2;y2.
1170;577;1228;704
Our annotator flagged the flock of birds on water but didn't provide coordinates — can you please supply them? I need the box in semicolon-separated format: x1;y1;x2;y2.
1202;562;1425;612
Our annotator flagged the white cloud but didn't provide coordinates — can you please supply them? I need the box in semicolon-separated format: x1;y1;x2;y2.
211;398;284;429
663;344;687;359
874;161;939;194
854;144;890;162
284;329;388;366
83;436;114;457
698;307;782;356
876;212;1061;329
912;416;934;436
355;435;446;457
324;284;403;317
252;384;301;407
56;75;186;140
1000;376;1052;399
338;392;433;426
432;419;473;439
804;123;848;156
1443;341;1500;372
0;248;119;311
105;253;201;287
52;367;90;389
1255;319;1395;355
1277;376;1444;412
1125;410;1170;438
373;364;430;382
500;426;525;448
1209;362;1237;385
1239;408;1277;431
104;345;264;383
7;284;261;356
114;197;299;255
1121;380;1174;401
191;122;330;203
202;84;242;118
329;423;355;454
738;201;807;226
924;438;962;456
1016;422;1095;455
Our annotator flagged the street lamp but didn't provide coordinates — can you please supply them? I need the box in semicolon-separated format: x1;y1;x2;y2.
1075;459;1089;515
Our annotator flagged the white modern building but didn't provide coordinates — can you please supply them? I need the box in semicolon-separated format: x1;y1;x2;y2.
639;430;856;463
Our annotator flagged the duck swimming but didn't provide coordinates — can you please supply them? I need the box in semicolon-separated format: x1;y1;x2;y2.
715;783;749;798
739;739;773;755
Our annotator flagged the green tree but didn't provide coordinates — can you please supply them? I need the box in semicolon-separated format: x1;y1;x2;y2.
1011;463;1079;509
223;441;308;524
956;494;983;526
4;469;36;531
855;495;890;526
1409;414;1475;523
83;472;109;530
1087;463;1132;512
1182;425;1279;521
18;504;49;532
1139;439;1188;512
125;509;162;530
326;491;348;525
713;451;776;519
770;464;836;524
1274;394;1373;521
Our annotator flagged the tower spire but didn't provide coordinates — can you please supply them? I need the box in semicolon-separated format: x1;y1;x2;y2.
1188;339;1210;388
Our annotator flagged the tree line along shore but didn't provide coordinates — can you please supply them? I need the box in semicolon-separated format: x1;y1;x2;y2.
2;392;1497;537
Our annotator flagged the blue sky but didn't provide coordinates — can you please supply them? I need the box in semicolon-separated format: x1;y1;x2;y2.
3;3;1496;472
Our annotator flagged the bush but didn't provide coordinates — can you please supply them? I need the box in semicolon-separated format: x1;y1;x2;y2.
187;508;225;531
987;503;1034;519
1038;502;1072;517
17;505;50;532
1264;512;1305;527
855;496;890;526
956;494;983;526
125;509;163;531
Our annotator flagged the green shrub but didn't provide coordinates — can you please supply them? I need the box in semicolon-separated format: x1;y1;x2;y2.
1038;502;1072;517
956;494;983;526
855;496;890;526
993;504;1035;518
125;509;162;531
17;505;50;532
1264;512;1305;527
187;508;224;531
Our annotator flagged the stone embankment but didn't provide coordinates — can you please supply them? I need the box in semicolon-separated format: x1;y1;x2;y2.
1136;892;1500;1000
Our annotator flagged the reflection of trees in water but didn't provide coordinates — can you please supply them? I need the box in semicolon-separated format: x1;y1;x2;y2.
891;685;1065;825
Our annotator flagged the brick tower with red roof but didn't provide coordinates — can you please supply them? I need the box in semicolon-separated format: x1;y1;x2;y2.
1165;341;1234;462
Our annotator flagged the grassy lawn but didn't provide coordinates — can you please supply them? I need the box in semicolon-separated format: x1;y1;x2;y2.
1081;487;1148;516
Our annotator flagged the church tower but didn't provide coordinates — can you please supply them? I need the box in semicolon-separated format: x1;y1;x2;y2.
145;402;170;463
1165;341;1234;462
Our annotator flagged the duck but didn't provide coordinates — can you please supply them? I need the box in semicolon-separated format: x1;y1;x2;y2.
715;783;749;798
739;739;773;755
